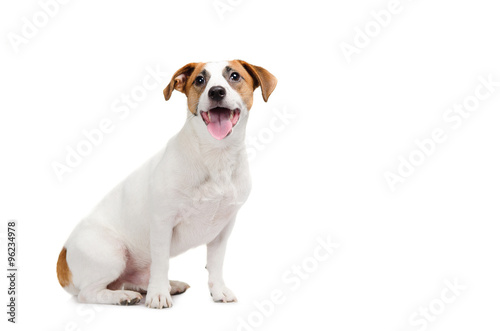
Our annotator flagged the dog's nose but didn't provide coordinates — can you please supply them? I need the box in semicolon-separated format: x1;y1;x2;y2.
208;86;226;101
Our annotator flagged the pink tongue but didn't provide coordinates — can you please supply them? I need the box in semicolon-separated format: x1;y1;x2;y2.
207;110;232;140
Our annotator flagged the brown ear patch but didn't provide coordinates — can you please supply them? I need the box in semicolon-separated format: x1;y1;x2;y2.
57;247;73;288
164;62;207;115
163;62;200;101
235;60;277;102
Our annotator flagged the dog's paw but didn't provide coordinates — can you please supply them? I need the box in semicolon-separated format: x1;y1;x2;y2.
210;284;237;303
145;284;173;309
170;280;190;295
114;290;143;306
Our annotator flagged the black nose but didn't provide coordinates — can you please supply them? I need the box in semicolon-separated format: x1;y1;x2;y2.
208;86;226;101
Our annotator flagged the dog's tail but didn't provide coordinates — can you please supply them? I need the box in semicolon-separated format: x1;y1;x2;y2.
57;247;78;295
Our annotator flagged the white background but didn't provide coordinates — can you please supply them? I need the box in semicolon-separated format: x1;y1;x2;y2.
1;0;500;330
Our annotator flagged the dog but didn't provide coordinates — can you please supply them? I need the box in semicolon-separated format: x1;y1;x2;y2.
56;60;277;308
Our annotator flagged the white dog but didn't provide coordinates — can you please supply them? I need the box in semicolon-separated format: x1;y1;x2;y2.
56;60;277;308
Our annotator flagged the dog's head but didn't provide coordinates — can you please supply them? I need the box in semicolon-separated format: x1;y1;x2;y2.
164;60;277;141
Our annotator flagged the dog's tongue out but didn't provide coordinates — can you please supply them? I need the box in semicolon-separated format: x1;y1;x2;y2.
207;108;232;140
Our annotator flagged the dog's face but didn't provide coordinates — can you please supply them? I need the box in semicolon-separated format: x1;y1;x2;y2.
164;60;277;140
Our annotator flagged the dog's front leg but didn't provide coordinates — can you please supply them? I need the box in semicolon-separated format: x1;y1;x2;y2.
145;217;174;309
206;217;238;303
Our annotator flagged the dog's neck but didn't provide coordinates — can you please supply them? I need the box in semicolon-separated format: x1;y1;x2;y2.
177;111;249;183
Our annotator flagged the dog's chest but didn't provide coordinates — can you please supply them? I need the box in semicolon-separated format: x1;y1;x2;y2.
189;177;242;221
170;164;249;253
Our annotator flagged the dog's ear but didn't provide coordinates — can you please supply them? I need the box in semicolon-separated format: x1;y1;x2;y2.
236;60;277;102
163;63;198;101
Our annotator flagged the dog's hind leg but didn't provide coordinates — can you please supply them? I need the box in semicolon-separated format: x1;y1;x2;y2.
63;223;143;305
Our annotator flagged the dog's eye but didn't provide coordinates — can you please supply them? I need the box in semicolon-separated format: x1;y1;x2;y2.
230;72;240;81
194;76;205;86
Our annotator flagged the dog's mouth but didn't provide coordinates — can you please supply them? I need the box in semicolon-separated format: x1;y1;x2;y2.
200;107;241;140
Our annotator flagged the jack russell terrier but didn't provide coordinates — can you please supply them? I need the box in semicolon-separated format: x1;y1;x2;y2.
56;60;277;308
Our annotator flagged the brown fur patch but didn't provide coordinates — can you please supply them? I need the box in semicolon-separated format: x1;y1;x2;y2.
163;62;198;102
234;60;277;103
228;60;256;110
185;63;208;115
163;62;207;114
57;247;73;288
